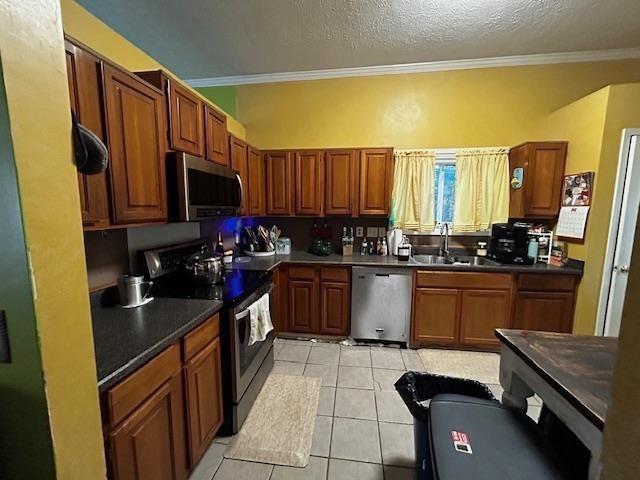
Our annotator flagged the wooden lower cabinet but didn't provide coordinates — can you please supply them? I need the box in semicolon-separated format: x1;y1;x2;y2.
284;266;350;336
110;374;188;480
184;338;223;466
412;288;459;344
320;282;350;336
459;289;512;347
288;279;318;333
106;315;223;479
514;291;575;333
411;272;513;348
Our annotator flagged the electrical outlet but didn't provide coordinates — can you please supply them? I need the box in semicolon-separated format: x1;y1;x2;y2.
378;227;387;238
366;227;379;238
356;226;364;237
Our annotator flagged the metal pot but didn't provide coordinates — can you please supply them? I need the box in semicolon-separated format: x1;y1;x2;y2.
184;252;225;285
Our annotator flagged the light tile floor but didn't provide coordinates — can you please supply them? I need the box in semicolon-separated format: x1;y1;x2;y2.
191;338;543;480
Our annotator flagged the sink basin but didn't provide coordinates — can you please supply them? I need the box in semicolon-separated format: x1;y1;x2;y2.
411;254;450;265
410;255;500;267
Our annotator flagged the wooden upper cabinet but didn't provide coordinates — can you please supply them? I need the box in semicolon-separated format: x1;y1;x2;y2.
509;142;567;218
110;374;188;480
137;70;204;156
102;64;167;224
229;135;249;216
358;148;393;215
325;149;356;216
295;150;324;216
248;145;266;216
168;80;204;156
265;151;294;215
204;105;229;165
184;338;223;466
65;40;111;229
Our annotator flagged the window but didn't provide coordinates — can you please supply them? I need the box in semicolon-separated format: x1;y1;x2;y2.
434;151;456;228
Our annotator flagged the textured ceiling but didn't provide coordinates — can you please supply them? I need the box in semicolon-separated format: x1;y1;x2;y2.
78;0;640;79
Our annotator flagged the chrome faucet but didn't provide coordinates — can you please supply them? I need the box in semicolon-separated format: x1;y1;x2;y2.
439;223;450;258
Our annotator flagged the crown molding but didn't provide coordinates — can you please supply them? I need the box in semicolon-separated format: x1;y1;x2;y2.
186;47;640;87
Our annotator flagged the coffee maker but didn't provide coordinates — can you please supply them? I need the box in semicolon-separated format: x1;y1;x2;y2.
488;223;534;264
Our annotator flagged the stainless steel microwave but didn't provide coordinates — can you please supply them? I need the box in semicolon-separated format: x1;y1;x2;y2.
168;153;242;221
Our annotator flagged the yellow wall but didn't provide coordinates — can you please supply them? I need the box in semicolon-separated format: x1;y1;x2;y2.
0;0;106;478
237;60;640;149
60;0;246;140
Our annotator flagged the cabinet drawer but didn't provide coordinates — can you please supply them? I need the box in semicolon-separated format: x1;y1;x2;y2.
416;271;512;290
108;343;181;427
517;274;576;292
320;267;349;283
288;266;316;280
183;313;220;362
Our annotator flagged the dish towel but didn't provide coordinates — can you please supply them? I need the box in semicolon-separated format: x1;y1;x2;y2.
248;292;274;346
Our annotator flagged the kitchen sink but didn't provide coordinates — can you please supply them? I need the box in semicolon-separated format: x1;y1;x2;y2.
410;254;500;267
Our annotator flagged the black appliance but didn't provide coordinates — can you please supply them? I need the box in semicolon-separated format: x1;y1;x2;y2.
167;152;243;221
488;223;534;265
142;239;274;434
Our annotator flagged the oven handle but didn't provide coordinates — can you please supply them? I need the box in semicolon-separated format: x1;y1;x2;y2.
235;285;274;320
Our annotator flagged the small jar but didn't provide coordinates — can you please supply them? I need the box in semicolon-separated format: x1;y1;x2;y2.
476;241;488;257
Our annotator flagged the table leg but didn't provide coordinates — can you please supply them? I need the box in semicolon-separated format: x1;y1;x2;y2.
499;347;534;412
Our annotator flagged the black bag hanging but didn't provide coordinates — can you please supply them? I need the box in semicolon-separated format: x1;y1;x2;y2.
72;110;108;175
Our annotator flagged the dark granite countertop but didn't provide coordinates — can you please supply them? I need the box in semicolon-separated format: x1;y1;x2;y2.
229;250;584;276
92;296;223;392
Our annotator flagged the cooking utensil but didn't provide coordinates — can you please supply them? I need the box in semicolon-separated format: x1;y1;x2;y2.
183;251;224;285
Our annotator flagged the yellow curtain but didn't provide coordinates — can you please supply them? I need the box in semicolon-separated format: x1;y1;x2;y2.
453;148;510;232
390;150;436;232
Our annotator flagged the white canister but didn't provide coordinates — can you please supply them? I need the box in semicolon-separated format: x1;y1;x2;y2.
387;228;403;256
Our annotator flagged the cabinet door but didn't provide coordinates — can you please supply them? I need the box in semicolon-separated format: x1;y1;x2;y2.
65;41;111;229
320;282;350;335
248;146;265;216
288;279;318;333
359;148;393;215
184;338;223;466
204;105;228;165
412;288;460;344
265;151;294;215
167;80;204;156
110;375;188;480
230;135;249;216
325;149;355;215
459;289;511;347
102;64;167;224
525;143;567;217
514;291;575;333
295;150;324;215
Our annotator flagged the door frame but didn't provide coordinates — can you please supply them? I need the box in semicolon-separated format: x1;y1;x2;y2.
595;128;640;336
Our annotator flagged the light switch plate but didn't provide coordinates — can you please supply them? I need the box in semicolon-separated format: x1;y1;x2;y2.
378;227;387;238
356;226;364;237
366;227;379;238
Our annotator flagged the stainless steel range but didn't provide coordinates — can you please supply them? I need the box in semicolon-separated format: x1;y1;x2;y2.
142;239;274;434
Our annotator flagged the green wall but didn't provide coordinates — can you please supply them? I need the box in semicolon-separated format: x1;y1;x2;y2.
0;61;56;479
196;85;237;117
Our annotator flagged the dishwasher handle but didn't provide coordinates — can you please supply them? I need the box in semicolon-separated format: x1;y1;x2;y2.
375;273;390;277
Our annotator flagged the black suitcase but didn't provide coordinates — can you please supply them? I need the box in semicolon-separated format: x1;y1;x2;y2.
427;394;567;479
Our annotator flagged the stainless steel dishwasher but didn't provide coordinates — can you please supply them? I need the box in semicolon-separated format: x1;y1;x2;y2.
351;267;413;343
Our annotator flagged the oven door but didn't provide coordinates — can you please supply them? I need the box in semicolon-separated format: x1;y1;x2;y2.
171;153;242;221
231;284;274;403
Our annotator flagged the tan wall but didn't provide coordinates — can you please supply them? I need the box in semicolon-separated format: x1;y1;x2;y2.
0;0;106;477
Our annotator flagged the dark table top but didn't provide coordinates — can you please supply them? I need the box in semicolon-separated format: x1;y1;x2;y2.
496;329;617;430
92;296;223;392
